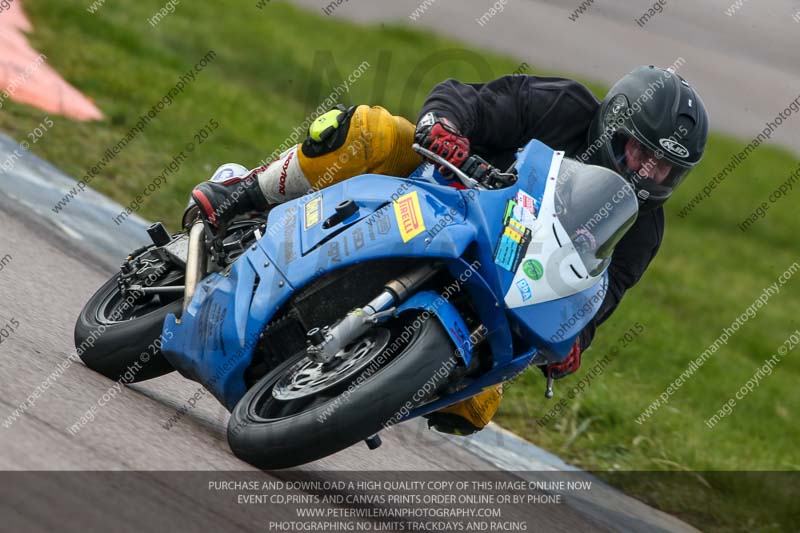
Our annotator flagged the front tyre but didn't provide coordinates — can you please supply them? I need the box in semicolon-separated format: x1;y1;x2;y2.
227;314;455;469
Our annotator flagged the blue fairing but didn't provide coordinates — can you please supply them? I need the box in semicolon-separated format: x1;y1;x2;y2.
161;140;609;411
396;290;473;365
162;175;477;409
161;245;294;410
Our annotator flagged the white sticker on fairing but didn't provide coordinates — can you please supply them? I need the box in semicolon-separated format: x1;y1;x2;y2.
420;162;436;179
503;151;605;309
513;190;537;229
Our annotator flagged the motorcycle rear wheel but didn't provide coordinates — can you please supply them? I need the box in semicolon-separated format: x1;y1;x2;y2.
74;246;183;382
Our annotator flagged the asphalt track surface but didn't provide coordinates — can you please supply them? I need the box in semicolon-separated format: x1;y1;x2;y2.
0;134;697;532
289;0;800;154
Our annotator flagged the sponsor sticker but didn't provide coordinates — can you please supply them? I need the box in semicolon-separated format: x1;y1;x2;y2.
516;278;532;302
507;218;528;236
503;224;525;243
515;190;537;215
304;196;322;230
393;191;426;243
522;259;544;280
494;198;531;272
513;190;537;229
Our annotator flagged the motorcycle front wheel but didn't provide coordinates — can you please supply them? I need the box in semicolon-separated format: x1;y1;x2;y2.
227;313;456;469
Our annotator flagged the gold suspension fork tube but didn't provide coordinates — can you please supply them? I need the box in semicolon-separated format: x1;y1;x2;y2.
183;220;207;314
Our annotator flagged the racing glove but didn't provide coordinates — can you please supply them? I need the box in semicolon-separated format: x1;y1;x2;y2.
540;339;582;380
415;112;471;171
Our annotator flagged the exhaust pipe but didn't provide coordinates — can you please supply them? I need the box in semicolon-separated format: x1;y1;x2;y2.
183;220;206;314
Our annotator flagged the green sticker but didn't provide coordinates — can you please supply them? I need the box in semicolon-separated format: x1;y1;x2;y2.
522;259;543;280
502;199;517;224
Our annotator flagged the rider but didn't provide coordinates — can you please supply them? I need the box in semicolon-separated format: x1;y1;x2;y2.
187;65;709;434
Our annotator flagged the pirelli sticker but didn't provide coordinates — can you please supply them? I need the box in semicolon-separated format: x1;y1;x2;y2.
304;195;322;230
393;191;426;243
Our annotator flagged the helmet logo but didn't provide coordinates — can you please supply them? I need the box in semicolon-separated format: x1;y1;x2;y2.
659;138;690;158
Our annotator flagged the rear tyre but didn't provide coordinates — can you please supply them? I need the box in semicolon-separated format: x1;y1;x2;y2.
227;314;456;469
75;249;183;382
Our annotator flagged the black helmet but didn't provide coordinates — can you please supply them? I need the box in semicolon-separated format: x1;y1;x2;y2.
588;65;709;210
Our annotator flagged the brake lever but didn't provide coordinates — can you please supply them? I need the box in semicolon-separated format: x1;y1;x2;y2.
411;144;483;189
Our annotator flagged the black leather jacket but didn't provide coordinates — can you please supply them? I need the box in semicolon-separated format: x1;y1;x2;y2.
419;75;665;349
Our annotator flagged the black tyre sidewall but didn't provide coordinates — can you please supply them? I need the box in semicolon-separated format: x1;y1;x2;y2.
75;275;179;382
227;317;455;469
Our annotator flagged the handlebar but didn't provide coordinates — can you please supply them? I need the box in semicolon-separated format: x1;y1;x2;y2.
411;144;517;190
411;144;482;189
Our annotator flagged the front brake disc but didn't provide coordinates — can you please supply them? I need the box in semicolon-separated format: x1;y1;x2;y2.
272;328;391;401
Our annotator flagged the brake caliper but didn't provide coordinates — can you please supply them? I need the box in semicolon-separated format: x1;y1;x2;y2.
117;253;166;297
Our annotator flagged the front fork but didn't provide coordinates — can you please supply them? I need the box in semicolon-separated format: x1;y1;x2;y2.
305;264;440;363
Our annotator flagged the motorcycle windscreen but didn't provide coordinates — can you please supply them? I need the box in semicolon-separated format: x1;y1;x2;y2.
553;159;639;277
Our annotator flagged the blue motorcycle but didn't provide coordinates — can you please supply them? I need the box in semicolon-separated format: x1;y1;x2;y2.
75;139;637;469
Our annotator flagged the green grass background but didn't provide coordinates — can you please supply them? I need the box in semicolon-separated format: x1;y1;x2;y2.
1;1;798;530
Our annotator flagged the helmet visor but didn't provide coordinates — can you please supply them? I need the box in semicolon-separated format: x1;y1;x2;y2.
610;130;691;203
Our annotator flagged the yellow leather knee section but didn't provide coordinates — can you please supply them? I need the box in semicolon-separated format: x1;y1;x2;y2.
437;384;504;431
297;105;422;189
